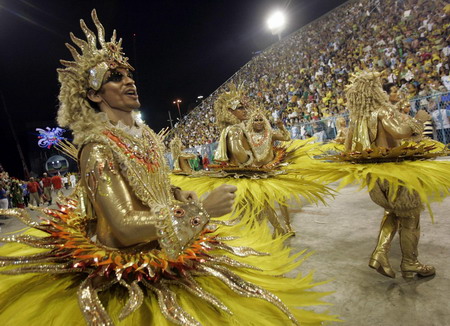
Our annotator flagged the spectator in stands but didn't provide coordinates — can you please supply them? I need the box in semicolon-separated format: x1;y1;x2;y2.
62;175;69;190
432;106;450;143
10;179;25;208
0;182;8;209
202;154;210;170
69;173;77;188
21;181;29;207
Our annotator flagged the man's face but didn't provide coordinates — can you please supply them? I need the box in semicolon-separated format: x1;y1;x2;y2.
97;68;140;112
229;105;248;121
252;116;265;132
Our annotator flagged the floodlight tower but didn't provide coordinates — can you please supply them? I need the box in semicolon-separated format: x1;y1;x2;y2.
173;99;182;119
267;11;286;41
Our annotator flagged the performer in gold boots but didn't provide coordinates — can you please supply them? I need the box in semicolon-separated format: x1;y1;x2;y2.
304;70;450;279
344;72;435;279
245;110;291;167
213;83;254;167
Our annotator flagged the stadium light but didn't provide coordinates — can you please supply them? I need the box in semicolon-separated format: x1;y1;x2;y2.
267;11;286;40
173;99;182;118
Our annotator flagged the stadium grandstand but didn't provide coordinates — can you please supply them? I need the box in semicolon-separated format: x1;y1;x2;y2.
166;0;450;151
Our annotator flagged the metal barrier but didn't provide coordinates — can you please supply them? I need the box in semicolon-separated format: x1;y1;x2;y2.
286;114;349;142
409;92;450;144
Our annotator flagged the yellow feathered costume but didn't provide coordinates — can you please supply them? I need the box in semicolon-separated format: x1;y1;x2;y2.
0;205;338;326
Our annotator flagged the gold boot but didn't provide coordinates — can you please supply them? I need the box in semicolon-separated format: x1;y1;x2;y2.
399;213;435;279
279;204;295;236
368;211;398;278
263;206;285;237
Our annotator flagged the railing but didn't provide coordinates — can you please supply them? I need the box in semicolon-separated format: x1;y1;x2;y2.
409;92;450;144
286;114;349;141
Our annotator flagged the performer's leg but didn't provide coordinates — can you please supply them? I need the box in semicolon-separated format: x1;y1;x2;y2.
264;206;285;236
179;159;193;174
399;212;435;279
369;211;398;278
279;204;294;235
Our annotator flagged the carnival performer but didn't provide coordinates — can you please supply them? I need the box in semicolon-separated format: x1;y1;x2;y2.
0;10;338;325
170;135;196;174
333;117;348;145
171;84;331;236
306;71;450;279
246;110;291;167
345;72;435;278
213;83;254;167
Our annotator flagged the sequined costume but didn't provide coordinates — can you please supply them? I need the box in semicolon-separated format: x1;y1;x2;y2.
213;83;254;167
0;10;338;325
305;71;450;279
246;110;291;167
333;117;347;145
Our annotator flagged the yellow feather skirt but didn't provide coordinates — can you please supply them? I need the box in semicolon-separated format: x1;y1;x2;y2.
170;173;332;224
298;155;450;219
0;218;339;325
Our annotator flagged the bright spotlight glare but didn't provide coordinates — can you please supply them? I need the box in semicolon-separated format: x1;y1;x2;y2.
267;11;286;31
136;111;143;123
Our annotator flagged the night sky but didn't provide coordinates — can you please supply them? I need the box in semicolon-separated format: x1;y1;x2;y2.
0;0;348;178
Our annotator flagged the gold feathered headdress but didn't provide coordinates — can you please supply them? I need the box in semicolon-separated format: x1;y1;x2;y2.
346;70;392;120
214;83;250;129
169;135;182;158
56;9;133;145
58;9;133;90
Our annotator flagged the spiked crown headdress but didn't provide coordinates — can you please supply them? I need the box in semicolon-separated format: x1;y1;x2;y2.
247;108;271;132
58;9;133;91
56;10;133;145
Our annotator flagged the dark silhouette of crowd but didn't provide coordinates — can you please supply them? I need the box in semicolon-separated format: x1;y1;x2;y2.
167;0;450;148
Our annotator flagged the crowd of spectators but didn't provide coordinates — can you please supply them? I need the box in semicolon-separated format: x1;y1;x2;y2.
0;165;78;211
167;0;450;147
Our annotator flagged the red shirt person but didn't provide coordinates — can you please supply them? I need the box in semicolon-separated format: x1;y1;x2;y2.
42;175;52;188
42;172;53;204
27;178;41;206
27;180;40;194
51;174;63;190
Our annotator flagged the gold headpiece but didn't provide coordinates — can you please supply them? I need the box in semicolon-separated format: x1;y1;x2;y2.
58;9;133;91
214;83;250;129
169;135;182;159
56;10;134;145
247;108;271;131
346;70;392;119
